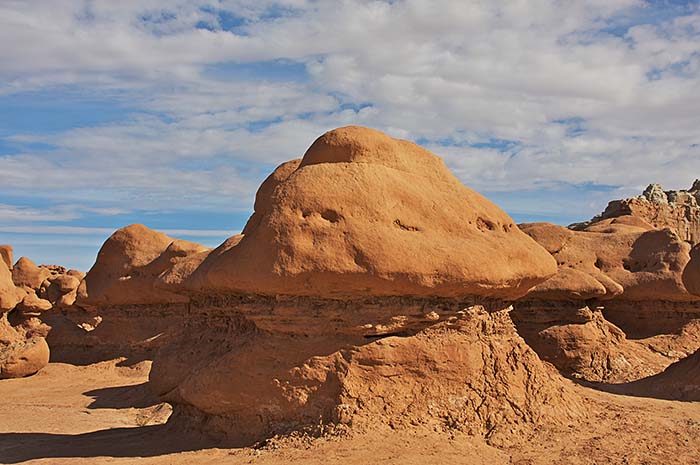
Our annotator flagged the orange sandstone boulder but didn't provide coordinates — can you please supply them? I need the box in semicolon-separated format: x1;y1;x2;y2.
0;246;12;270
0;256;49;379
0;314;50;379
11;257;51;291
0;259;24;312
41;274;80;307
581;215;655;234
188;126;556;300
151;127;582;445
17;291;52;316
77;224;209;307
521;223;693;301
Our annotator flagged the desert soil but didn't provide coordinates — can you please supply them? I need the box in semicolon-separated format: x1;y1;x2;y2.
0;359;699;465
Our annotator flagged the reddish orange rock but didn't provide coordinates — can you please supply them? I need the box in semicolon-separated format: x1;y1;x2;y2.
521;223;694;302
188;126;556;300
0;246;12;270
77;224;209;307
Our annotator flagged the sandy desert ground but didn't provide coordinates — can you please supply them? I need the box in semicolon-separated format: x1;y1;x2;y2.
1;358;699;465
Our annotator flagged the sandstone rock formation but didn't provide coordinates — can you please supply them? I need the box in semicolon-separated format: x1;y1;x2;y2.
572;181;700;245
0;245;12;270
521;223;693;302
36;225;209;364
76;224;209;307
187;126;556;300
12;257;52;291
683;243;700;297
515;214;700;383
511;302;673;382
0;255;49;379
0;255;24;313
0;314;50;379
41;274;81;308
149;126;583;445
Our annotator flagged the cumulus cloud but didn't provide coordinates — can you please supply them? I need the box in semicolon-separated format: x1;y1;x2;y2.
1;0;699;225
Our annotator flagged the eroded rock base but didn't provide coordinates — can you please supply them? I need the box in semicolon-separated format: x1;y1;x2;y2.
41;303;189;365
152;298;585;447
512;301;700;383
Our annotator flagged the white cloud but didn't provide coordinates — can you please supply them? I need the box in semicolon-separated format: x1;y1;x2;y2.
1;0;699;222
0;225;236;237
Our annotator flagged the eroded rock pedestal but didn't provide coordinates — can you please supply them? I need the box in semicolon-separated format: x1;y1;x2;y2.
143;126;581;445
151;297;582;446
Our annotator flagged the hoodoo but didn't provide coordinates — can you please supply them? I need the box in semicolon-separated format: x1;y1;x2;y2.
186;126;556;299
514;214;700;383
149;126;582;445
43;225;210;364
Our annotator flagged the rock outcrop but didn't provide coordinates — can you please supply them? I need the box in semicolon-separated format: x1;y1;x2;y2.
572;181;700;245
0;313;50;379
36;225;209;365
0;245;12;271
683;243;700;297
511;302;674;382
515;208;700;383
149;126;582;445
187;126;556;300
0;255;49;379
76;224;209;307
521;223;693;302
9;256;80;308
12;257;52;291
0;256;24;313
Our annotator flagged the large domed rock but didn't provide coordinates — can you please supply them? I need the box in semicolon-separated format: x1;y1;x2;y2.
188;126;556;300
76;224;209;307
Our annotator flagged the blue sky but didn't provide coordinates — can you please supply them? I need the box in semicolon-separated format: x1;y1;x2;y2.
1;0;699;270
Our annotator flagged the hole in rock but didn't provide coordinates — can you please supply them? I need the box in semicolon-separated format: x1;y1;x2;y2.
476;217;497;231
393;219;421;232
321;209;341;222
